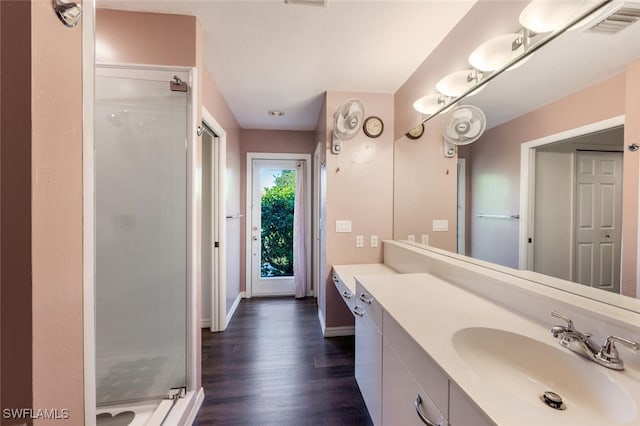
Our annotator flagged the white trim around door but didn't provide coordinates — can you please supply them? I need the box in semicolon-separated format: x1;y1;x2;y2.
518;115;625;270
245;152;312;298
202;107;228;332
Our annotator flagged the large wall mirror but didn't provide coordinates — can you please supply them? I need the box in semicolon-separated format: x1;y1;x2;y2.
394;0;640;313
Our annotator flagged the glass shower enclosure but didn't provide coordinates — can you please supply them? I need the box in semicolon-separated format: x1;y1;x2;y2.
94;66;190;420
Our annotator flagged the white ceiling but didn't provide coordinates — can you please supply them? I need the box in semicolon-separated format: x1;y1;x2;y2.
96;0;476;130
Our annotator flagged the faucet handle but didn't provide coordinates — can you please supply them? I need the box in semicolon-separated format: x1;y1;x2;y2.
550;311;575;332
600;335;640;360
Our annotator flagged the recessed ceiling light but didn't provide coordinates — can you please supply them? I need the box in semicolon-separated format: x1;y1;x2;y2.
268;110;285;117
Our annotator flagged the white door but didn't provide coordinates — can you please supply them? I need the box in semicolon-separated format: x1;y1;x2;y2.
250;159;298;296
574;151;623;292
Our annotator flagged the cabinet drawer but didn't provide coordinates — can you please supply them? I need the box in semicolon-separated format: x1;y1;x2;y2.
355;280;382;331
449;382;495;426
332;271;356;313
383;340;446;426
383;311;449;418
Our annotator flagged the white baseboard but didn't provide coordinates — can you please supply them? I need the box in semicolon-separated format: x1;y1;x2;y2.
317;306;326;335
323;325;355;337
224;292;244;330
200;318;211;329
184;387;204;425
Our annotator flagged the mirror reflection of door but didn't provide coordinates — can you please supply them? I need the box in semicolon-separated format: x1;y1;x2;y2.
532;126;623;293
574;151;622;292
250;159;298;296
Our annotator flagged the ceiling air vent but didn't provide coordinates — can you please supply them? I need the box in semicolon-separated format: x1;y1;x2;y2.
586;2;640;34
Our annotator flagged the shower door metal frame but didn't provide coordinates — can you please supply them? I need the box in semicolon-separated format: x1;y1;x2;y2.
84;62;202;424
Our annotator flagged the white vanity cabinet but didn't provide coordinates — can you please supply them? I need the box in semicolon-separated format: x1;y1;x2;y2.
332;270;357;313
382;340;447;426
382;311;449;426
354;281;383;426
449;383;494;426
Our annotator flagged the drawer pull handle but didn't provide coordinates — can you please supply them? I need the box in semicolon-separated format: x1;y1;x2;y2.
359;293;373;304
414;395;439;426
333;276;339;283
342;290;352;299
352;306;365;317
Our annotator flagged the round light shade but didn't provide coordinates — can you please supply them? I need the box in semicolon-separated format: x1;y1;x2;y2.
519;0;599;33
436;69;485;98
468;33;532;72
413;93;453;115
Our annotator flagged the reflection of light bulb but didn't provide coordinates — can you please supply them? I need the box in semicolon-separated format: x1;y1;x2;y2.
413;94;455;115
468;33;533;72
436;69;485;97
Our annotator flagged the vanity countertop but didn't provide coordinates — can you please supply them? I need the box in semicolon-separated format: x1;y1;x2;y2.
356;272;640;426
332;263;397;294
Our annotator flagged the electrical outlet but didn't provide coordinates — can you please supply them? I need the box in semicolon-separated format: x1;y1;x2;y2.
356;235;364;248
421;234;429;245
408;234;416;242
371;235;379;247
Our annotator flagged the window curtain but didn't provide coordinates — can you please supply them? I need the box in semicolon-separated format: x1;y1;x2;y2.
293;161;307;298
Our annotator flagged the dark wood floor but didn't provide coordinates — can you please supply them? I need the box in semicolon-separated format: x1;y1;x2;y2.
194;297;373;426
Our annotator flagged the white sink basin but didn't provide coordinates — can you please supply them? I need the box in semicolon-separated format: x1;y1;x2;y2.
452;327;638;425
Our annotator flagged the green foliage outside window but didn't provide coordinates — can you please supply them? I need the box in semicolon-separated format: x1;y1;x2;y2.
261;170;295;277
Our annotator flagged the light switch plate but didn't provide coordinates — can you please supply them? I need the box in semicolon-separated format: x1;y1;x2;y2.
421;234;429;245
356;235;364;248
408;234;416;242
371;235;379;247
433;220;449;232
336;220;352;233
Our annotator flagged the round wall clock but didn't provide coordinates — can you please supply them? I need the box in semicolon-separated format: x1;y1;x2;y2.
363;116;384;138
406;123;425;140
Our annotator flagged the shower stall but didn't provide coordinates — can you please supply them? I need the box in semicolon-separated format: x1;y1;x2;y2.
93;65;199;425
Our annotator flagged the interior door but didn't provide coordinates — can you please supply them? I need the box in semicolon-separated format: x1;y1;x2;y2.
250;159;297;296
574;151;623;292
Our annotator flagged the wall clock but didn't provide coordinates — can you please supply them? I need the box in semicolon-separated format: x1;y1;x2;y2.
363;116;384;138
406;123;425;140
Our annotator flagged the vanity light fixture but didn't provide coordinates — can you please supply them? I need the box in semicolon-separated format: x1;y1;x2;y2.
435;69;485;98
468;30;534;72
411;0;611;128
268;110;285;117
519;0;599;33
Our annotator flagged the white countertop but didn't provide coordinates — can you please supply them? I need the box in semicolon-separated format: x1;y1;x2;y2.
356;272;640;426
332;263;397;294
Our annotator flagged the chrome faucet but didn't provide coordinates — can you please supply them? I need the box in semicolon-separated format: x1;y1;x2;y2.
549;311;639;370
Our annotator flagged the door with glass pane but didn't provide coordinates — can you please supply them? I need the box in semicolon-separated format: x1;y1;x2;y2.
250;159;298;296
95;67;188;404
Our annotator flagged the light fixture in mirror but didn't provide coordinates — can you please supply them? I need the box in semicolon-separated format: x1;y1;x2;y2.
468;32;533;72
435;69;485;97
519;0;599;33
413;93;455;115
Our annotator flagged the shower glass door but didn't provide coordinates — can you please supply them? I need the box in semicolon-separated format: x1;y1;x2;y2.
95;67;188;405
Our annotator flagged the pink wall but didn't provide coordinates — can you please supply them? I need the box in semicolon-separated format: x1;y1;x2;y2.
1;1;33;419
468;72;631;285
239;129;317;293
96;9;196;66
324;91;395;328
394;115;458;252
31;0;84;421
622;59;640;297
